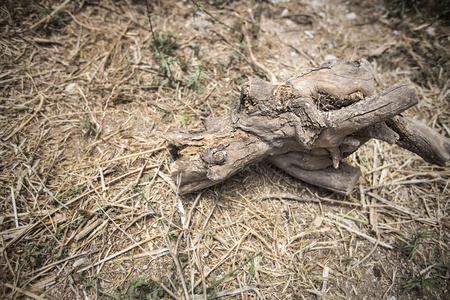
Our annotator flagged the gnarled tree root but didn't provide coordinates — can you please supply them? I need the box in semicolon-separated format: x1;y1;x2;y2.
166;60;450;195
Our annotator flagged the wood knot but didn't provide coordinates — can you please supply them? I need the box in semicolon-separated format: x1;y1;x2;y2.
201;144;228;165
273;84;294;104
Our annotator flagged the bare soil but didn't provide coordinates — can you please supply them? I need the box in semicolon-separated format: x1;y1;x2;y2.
0;0;449;299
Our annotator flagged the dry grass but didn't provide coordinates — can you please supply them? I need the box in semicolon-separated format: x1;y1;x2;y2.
0;0;449;299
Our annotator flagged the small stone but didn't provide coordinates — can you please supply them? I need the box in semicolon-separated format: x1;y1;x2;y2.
73;258;87;268
346;12;357;20
64;83;77;92
426;23;437;36
324;54;338;62
294;210;303;223
312;216;323;227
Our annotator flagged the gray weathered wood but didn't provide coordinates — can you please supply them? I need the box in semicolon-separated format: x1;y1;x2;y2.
166;60;449;195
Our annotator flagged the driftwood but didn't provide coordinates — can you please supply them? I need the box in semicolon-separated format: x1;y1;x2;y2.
166;60;450;195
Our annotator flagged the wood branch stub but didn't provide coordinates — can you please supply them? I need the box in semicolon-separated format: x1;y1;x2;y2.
386;116;450;166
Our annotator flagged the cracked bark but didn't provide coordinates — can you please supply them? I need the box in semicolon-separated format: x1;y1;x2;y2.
165;60;450;195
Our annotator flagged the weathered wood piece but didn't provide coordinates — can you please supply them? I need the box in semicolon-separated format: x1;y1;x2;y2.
166;60;450;195
386;116;450;166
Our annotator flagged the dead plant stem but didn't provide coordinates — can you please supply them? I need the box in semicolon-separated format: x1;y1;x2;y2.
3;94;45;141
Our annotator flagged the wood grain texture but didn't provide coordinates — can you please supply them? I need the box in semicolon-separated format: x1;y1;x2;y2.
166;60;449;195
